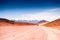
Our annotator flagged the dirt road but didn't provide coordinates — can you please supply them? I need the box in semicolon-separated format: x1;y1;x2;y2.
0;25;60;40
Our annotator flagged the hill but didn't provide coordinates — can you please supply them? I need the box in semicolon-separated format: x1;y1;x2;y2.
44;18;60;27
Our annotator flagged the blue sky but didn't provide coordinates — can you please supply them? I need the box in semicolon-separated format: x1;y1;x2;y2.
0;0;60;21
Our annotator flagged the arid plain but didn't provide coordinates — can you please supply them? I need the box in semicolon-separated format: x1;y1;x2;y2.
0;18;60;40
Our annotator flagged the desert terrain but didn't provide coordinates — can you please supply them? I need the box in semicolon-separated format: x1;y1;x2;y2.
0;18;60;40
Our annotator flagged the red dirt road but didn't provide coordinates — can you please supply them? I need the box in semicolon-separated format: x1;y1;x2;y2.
0;25;60;40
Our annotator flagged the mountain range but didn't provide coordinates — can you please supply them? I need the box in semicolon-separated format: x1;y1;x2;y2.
0;18;60;27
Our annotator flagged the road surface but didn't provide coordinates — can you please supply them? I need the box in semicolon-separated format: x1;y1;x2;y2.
0;25;60;40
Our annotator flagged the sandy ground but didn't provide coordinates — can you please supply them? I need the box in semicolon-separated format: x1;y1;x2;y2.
0;25;60;40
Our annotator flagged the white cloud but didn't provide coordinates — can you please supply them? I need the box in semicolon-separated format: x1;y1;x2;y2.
18;8;60;21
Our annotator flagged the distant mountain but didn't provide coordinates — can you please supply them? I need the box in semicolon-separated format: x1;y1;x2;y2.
14;20;38;23
38;20;48;24
0;18;36;26
44;18;60;27
0;18;14;24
